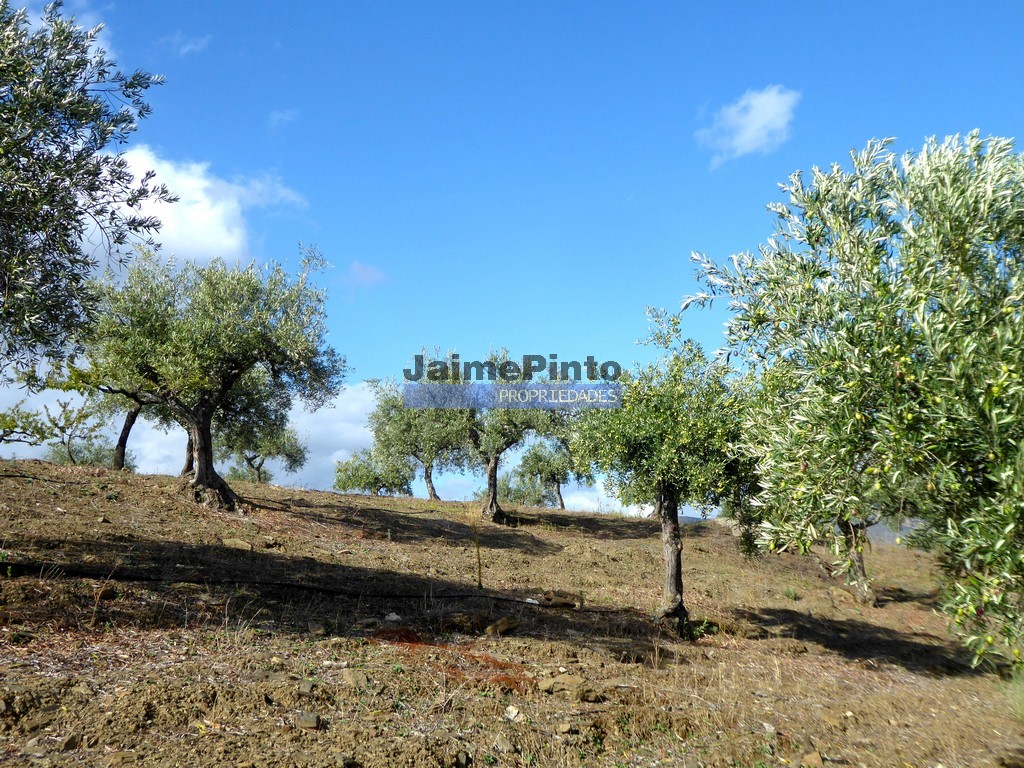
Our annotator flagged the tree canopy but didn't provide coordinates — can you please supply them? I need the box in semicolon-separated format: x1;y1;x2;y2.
462;352;557;524
517;438;590;510
0;1;172;380
573;330;740;634
334;448;415;497
214;369;309;483
686;132;1024;663
366;377;471;501
0;401;48;446
77;247;345;509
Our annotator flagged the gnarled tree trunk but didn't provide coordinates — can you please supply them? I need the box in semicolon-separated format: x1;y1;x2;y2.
424;462;440;501
244;453;267;483
655;488;690;636
481;453;509;525
183;414;239;510
181;433;194;477
554;481;565;510
113;405;141;470
98;386;242;510
841;519;876;606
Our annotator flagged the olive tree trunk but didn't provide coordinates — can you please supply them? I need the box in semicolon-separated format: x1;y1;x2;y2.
424;462;440;501
183;413;239;509
181;433;194;477
481;453;509;525
841;519;876;606
113;404;141;470
98;387;241;510
655;488;690;636
244;453;267;483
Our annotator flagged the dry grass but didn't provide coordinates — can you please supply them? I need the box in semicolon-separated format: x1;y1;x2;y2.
0;459;1022;767
1006;669;1024;726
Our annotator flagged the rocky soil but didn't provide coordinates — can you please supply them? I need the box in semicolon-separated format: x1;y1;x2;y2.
1;460;1022;767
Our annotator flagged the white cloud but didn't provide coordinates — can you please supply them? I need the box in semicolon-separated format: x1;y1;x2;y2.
268;109;299;131
695;85;801;168
128;419;188;475
344;261;387;288
0;382;378;491
161;32;212;57
282;383;377;489
19;9;291;267
562;482;645;516
122;145;305;262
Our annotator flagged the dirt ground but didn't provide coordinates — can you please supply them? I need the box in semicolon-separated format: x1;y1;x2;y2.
1;459;1022;767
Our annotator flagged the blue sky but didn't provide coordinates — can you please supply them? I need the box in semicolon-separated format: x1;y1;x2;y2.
5;1;1024;503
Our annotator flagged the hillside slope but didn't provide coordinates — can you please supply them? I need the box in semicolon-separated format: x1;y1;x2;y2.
0;460;1021;767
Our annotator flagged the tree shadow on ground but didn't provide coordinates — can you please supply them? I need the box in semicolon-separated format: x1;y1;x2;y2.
502;509;715;541
0;533;662;664
873;584;942;609
730;606;978;676
245;496;563;555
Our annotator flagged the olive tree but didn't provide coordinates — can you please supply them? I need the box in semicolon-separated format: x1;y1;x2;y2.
471;408;552;523
79;248;345;509
573;332;738;635
463;354;555;525
40;394;104;466
219;426;306;484
334;449;415;496
0;402;48;445
0;1;172;379
400;349;554;522
476;469;556;508
686;132;1024;663
42;376;144;470
517;439;589;510
43;434;137;471
367;378;471;501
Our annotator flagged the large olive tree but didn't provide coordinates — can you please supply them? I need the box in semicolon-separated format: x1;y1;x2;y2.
79;248;345;509
687;132;1024;663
